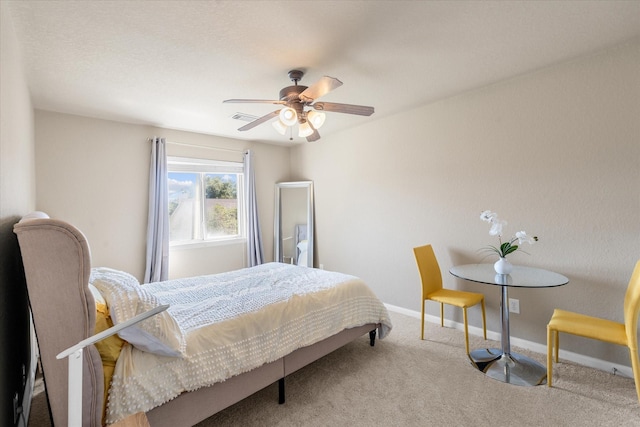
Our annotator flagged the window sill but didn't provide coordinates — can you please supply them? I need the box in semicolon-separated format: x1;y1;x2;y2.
170;237;246;251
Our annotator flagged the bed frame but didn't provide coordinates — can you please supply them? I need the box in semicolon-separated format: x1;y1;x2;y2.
14;218;378;426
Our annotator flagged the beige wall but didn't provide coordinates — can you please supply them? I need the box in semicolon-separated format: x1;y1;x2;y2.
292;39;640;367
1;1;35;218
1;4;37;423
34;111;290;280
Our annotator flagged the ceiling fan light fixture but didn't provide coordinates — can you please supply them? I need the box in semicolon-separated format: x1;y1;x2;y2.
298;121;314;138
307;110;326;129
279;107;297;126
272;119;288;135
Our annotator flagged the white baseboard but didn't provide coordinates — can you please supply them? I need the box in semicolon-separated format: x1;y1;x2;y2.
384;303;634;379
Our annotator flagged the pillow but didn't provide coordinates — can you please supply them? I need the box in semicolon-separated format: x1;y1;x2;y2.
19;211;49;222
94;302;126;365
88;282;124;364
88;283;106;306
90;267;185;357
297;239;308;251
94;301;127;423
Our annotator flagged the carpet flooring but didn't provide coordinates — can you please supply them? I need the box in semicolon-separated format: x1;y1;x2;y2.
28;311;640;426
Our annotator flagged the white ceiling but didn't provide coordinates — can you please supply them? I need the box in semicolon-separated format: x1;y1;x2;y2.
6;1;640;145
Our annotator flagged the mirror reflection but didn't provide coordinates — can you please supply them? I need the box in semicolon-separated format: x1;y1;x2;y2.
274;181;314;268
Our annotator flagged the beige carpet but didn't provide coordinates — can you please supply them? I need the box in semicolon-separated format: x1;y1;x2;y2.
29;312;640;426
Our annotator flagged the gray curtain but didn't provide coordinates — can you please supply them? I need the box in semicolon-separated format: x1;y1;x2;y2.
244;150;264;266
144;137;169;283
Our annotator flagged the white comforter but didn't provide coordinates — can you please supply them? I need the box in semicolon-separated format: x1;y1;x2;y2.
103;263;392;423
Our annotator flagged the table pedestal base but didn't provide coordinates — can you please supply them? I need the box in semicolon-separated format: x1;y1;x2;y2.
469;348;547;386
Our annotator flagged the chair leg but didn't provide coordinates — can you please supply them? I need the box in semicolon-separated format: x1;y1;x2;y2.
554;330;559;362
547;325;553;387
463;307;469;354
440;303;444;327
421;300;425;340
480;299;487;340
629;347;640;403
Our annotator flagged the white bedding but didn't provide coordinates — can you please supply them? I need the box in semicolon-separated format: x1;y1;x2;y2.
98;262;392;423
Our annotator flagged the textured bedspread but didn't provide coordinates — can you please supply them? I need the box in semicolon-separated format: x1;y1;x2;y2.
104;263;392;423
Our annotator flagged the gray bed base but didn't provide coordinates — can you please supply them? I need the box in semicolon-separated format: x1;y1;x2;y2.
147;324;376;427
14;218;378;427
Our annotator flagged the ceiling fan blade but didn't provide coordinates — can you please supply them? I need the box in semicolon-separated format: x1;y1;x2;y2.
306;124;321;142
312;102;374;116
238;110;280;131
299;76;343;103
224;99;286;105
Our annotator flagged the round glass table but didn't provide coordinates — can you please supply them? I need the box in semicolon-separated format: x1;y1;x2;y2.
449;263;569;386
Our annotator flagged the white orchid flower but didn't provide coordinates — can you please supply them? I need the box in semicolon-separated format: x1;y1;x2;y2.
489;219;506;236
480;211;539;259
480;210;497;222
515;231;538;245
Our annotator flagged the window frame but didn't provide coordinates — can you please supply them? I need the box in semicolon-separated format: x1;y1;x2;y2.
167;156;246;248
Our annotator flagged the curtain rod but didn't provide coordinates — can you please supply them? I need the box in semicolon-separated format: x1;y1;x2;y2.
148;138;247;154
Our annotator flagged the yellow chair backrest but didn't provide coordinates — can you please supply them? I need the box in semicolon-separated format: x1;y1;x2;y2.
623;261;640;348
414;244;443;297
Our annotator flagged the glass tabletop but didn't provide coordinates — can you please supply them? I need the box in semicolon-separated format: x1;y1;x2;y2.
449;264;569;288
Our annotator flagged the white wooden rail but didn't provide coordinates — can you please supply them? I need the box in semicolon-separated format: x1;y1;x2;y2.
57;304;169;427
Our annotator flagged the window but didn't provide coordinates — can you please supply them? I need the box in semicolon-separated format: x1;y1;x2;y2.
167;156;244;245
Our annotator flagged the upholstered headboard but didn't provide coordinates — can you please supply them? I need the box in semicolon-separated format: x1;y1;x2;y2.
14;217;103;427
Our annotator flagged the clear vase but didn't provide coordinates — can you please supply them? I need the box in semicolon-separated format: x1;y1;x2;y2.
494;257;513;275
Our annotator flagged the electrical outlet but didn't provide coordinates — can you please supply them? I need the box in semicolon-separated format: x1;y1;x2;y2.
508;298;520;314
319;264;324;270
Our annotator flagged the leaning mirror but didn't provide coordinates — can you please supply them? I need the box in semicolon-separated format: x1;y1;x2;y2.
274;181;314;268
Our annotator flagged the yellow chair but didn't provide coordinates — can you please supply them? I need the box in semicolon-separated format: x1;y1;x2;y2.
547;260;640;402
413;244;487;354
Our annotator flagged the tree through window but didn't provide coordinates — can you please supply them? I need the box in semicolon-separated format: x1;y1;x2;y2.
167;157;244;244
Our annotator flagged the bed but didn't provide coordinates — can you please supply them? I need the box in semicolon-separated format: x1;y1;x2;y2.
14;216;392;427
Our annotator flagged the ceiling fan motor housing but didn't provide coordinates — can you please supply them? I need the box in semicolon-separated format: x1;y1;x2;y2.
279;85;308;102
279;84;308;123
280;69;308;105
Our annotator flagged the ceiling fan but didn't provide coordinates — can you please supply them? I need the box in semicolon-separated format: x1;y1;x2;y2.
223;70;374;142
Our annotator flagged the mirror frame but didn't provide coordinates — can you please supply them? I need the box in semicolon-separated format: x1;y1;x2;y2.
274;181;314;268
